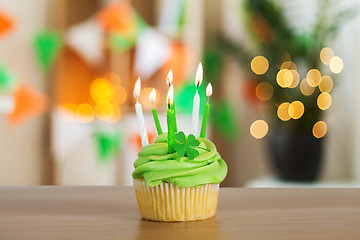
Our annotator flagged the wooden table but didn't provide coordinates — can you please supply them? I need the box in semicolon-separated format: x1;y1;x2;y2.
0;187;359;240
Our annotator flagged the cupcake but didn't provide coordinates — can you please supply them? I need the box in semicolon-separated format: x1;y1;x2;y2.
132;132;227;222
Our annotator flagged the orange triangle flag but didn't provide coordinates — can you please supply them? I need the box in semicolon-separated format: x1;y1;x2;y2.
96;1;135;32
8;84;48;126
0;9;14;38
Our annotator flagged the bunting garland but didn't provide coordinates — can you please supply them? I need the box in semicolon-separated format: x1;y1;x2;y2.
33;30;63;72
0;8;14;38
8;84;48;126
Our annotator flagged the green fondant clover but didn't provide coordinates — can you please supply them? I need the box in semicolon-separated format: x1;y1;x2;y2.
174;131;200;160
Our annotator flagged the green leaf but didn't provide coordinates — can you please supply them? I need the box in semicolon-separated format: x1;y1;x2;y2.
173;131;200;160
174;143;186;157
187;134;200;147
175;131;186;144
187;147;200;159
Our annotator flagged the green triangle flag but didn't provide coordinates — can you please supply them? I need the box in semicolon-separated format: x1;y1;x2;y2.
94;131;122;164
33;30;63;72
0;63;17;92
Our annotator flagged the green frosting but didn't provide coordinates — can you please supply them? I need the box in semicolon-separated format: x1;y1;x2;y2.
132;133;228;187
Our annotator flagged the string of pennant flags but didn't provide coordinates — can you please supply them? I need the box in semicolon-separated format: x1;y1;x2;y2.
0;1;239;162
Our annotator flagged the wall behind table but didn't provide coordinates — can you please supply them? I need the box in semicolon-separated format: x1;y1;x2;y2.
0;0;50;185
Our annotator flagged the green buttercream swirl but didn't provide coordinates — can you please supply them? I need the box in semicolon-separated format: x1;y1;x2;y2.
132;133;228;187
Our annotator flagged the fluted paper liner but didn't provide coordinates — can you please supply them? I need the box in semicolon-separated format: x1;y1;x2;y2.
133;178;219;222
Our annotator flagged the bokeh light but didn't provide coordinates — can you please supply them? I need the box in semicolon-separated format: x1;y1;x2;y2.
320;47;335;65
313;121;327;138
319;76;333;93
277;69;293;88
251;56;269;75
288;101;305;119
103;72;121;85
330;56;344;74
289;70;300;88
76;104;95;123
300;79;315;96
107;106;122;123
255;82;273;101
306;69;321;87
250;120;269;139
112;85;127;106
317;92;332;110
95;100;115;121
283;70;293;87
277;102;291;121
60;104;77;122
280;61;297;70
90;78;114;102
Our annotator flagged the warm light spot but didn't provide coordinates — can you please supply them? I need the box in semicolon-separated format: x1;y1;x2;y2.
195;63;203;87
277;69;293;88
166;70;173;86
300;79;315;96
206;83;213;97
60;104;77;122
107;106;122;123
251;56;269;75
317;92;332;110
283;70;294;87
289;70;300;88
103;72;121;85
134;78;141;99
320;47;335;65
63;103;77;113
277;102;291;121
167;85;174;105
313;121;327;138
288;101;305;119
76;104;94;123
140;87;160;109
280;61;297;70
330;56;343;74
306;69;321;87
256;82;273;101
319;76;333;93
112;86;127;106
90;78;114;102
250;120;269;139
95;100;114;121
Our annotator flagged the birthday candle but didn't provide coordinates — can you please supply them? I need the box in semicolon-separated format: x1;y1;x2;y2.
149;88;162;135
166;85;176;153
200;83;213;138
166;69;177;132
133;78;149;146
192;63;203;136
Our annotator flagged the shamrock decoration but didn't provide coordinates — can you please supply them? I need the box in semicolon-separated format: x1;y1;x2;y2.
174;131;200;160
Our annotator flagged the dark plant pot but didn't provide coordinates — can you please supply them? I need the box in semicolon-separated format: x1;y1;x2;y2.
267;129;324;182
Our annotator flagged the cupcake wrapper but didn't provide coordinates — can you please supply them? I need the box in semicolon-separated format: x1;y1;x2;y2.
133;178;219;222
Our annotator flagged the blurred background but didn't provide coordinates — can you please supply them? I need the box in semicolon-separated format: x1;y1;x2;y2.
1;0;360;187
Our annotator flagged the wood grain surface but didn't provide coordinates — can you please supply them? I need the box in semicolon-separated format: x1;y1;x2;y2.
0;187;359;240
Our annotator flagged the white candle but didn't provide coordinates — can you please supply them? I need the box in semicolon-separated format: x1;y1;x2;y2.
192;63;203;136
134;78;149;146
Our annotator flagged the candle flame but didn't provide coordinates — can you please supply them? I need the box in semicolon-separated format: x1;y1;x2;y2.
206;83;213;97
195;62;203;88
149;88;156;103
134;77;141;99
167;84;174;107
166;70;173;86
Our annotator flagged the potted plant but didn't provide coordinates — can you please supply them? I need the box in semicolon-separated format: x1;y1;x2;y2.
217;0;356;181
